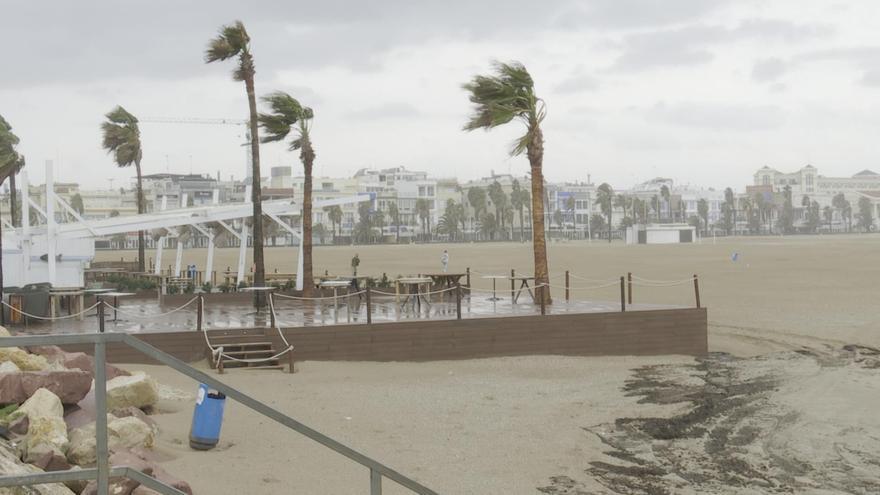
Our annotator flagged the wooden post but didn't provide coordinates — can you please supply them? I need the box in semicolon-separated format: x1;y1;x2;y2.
565;270;570;302
196;295;203;332
466;267;471;290
510;268;515;302
455;283;462;320
627;272;633;305
269;292;276;328
288;349;296;374
539;285;546;316
693;274;701;309
97;297;105;333
366;286;372;324
620;276;626;312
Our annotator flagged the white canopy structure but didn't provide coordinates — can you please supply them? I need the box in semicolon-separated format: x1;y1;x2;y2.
2;161;370;290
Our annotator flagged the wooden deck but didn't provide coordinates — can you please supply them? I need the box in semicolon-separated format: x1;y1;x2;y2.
56;307;707;364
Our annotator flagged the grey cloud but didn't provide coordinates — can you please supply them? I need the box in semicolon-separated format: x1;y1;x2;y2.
554;74;601;94
610;19;831;72
554;0;729;29
348;102;422;120
752;58;788;82
645;101;786;131
796;46;880;88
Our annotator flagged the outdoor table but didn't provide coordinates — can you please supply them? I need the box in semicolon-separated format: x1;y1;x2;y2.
510;276;537;303
395;277;433;312
319;280;353;323
98;292;135;322
481;275;508;301
422;272;465;303
48;287;86;321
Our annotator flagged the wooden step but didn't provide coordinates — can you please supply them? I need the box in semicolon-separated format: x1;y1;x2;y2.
239;365;284;371
221;349;276;357
215;341;274;348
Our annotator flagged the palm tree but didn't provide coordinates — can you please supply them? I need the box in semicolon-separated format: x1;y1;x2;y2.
564;196;576;234
596;183;614;243
70;193;85;215
324;205;343;242
832;193;848;232
205;20;266;306
487;180;508;237
697;198;709;235
614;194;628;225
738;196;753;234
467;186;487;233
101;106;146;272
660;185;671;222
258;91;315;295
1;115;24;318
724;187;736;235
388;202;401;243
463;61;551;304
415;198;431;241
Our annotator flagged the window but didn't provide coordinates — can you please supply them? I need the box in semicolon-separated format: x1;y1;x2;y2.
762;175;770;185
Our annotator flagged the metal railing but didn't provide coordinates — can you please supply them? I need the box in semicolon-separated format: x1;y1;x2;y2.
0;332;438;495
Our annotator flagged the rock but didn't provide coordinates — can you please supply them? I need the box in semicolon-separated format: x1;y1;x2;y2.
23;415;69;464
110;407;157;432
62;465;89;494
109;416;155;451
13;388;64;421
80;471;148;495
0;347;49;371
29;346;131;381
131;488;161;495
0;437;76;495
1;371;91;406
106;373;159;410
21;371;92;405
0;361;20;373
31;451;72;472
0;326;11;337
9;414;29;435
67;415;155;466
110;450;193;495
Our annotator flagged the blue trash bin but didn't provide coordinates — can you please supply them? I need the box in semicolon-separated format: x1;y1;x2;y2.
189;383;226;450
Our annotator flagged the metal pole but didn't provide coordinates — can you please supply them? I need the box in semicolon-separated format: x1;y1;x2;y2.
627;272;633;305
94;340;109;494
564;270;570;302
97;297;105;333
620;276;626;312
371;469;382;495
510;268;515;302
466;267;471;290
269;291;276;329
197;295;203;332
455;283;462;320
365;287;372;325
693;274;701;309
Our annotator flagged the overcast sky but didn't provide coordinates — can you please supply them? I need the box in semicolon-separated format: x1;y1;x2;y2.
2;0;879;191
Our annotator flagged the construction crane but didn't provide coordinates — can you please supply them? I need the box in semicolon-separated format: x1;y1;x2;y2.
139;117;252;180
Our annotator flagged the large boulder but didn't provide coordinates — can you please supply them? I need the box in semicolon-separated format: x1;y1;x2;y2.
0;371;92;405
15;389;69;464
110;450;193;495
0;361;20;373
106;373;159;410
0;437;76;495
0;347;48;372
80;471;148;495
67;415;155;466
29;346;130;381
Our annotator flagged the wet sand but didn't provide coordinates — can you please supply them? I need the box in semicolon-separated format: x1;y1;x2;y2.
102;234;880;493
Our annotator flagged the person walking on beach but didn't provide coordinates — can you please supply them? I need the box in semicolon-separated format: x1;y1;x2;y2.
441;249;449;273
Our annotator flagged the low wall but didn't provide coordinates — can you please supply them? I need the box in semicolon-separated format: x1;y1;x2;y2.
57;307;707;364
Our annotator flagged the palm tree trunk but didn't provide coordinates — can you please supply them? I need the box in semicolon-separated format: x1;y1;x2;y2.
244;74;265;307
135;160;146;273
527;127;551;305
301;155;314;297
518;207;525;242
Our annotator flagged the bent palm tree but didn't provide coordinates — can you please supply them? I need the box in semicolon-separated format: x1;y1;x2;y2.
259;91;315;295
205;20;266;306
101;106;146;272
463;61;551;304
1;115;24;321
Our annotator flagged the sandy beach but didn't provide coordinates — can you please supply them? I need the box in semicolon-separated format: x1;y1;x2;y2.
99;234;880;493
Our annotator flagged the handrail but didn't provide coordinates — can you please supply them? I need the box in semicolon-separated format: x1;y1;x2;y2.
0;333;438;495
0;466;187;495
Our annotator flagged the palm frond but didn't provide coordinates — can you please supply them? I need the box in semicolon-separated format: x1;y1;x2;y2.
204;21;249;63
101;106;141;168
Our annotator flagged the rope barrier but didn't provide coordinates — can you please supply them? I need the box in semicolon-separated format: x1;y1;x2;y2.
273;290;367;302
370;286;460;298
200;295;295;367
545;281;621;291
103;297;198;319
630;274;696;285
567;273;621;284
630;277;696;287
0;301;100;321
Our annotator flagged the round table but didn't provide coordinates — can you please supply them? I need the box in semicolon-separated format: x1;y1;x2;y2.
480;275;508;301
395;277;433;311
98;292;135;323
320;280;353;322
